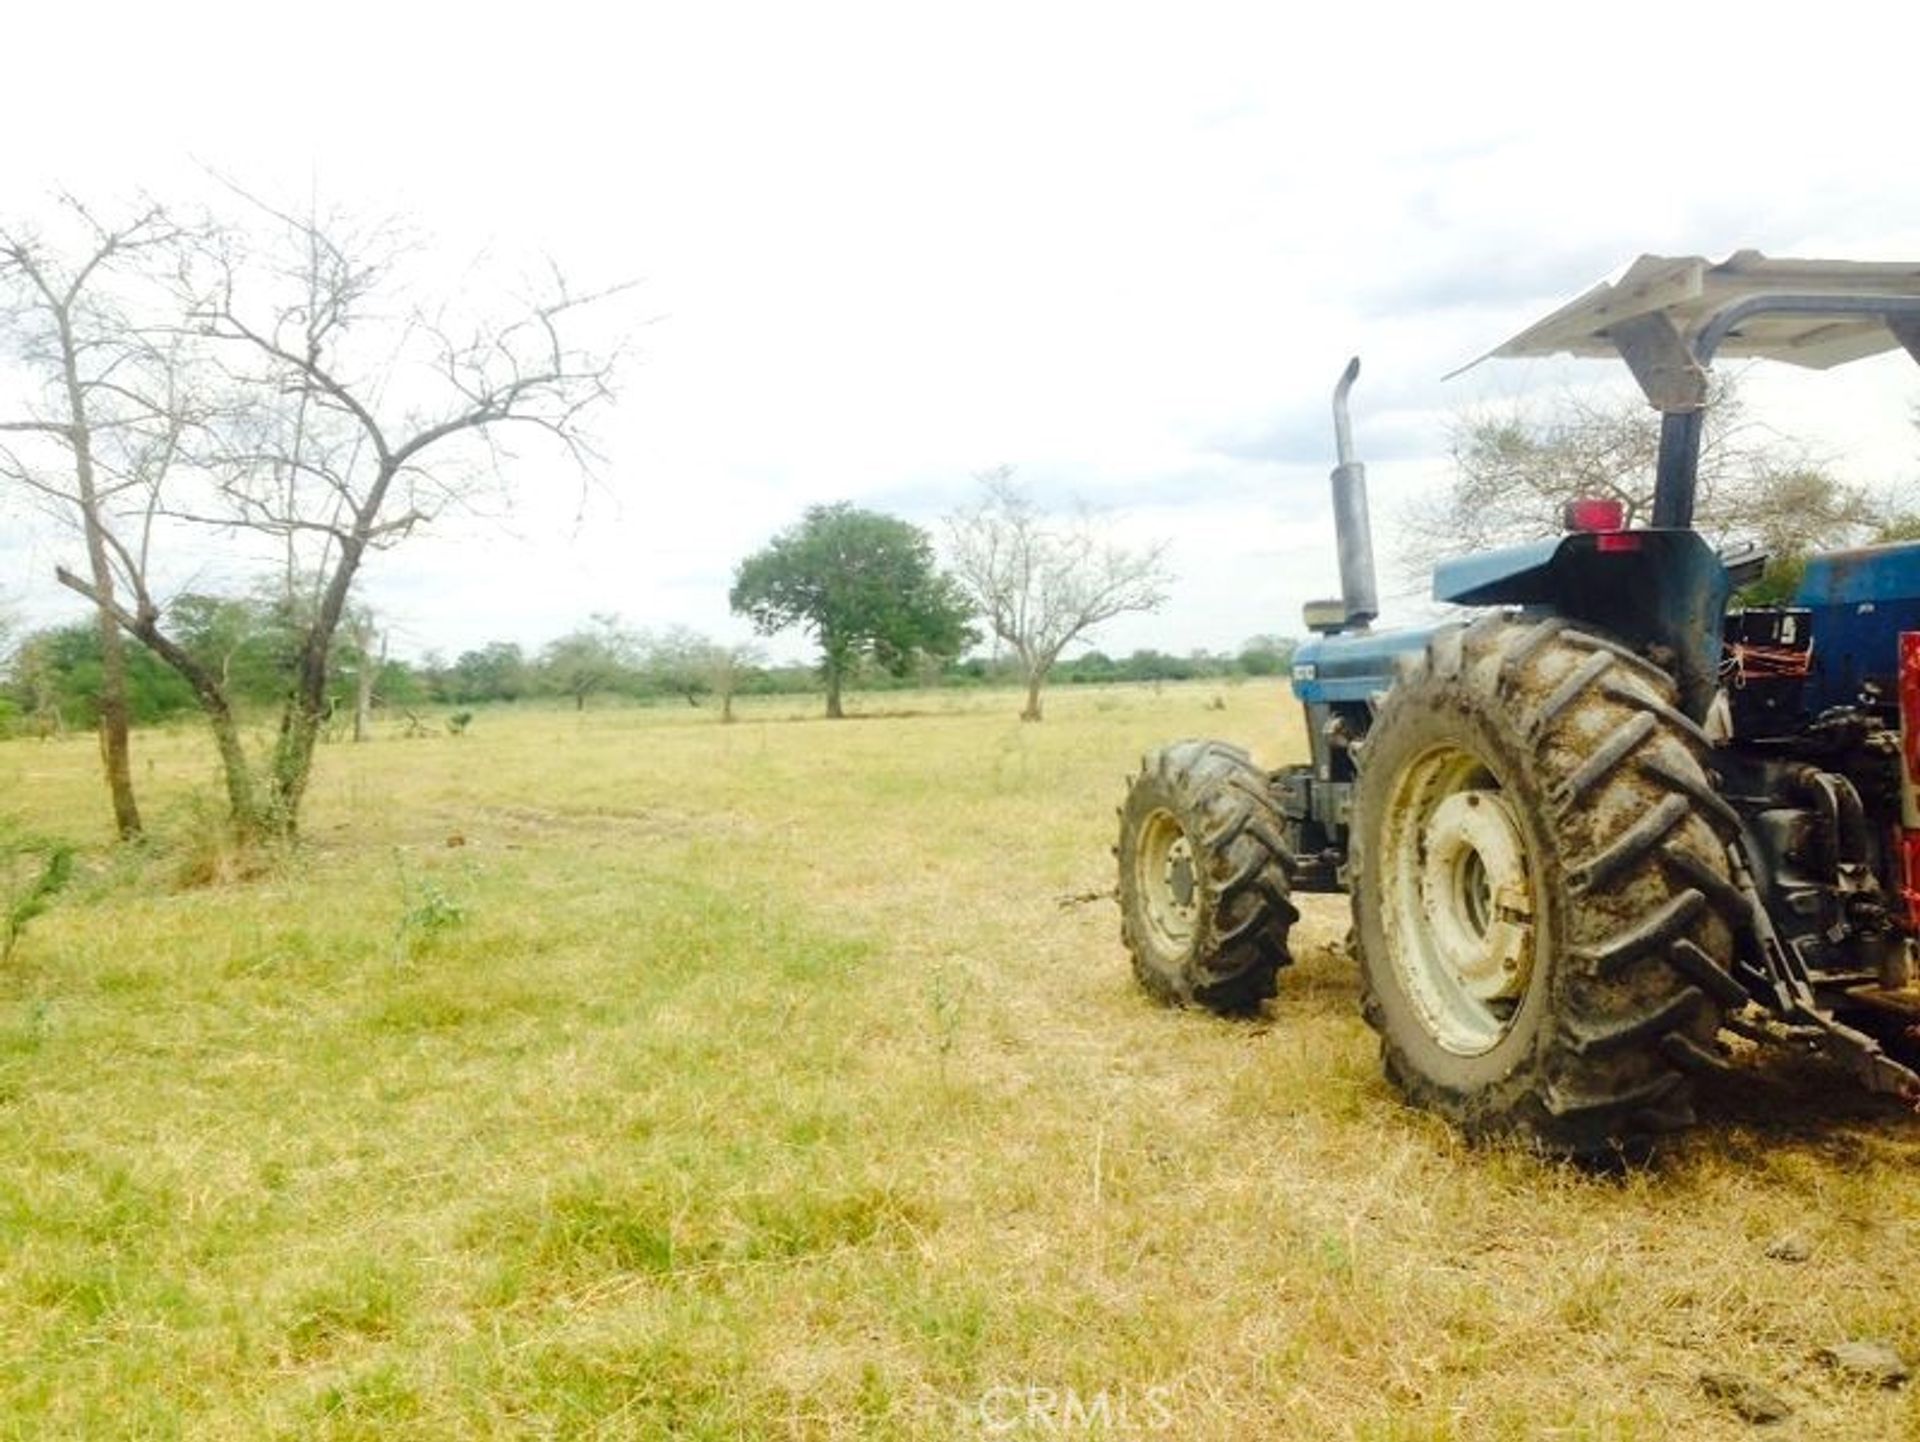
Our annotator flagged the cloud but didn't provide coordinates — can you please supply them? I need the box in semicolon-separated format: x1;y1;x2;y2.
1352;244;1627;321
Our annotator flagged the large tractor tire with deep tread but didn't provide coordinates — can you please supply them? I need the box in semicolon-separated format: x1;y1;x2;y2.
1351;615;1746;1159
1117;740;1298;1014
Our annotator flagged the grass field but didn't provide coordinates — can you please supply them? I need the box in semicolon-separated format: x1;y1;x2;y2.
3;681;1919;1439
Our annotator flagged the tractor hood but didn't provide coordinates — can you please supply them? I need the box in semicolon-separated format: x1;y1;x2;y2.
1453;251;1920;376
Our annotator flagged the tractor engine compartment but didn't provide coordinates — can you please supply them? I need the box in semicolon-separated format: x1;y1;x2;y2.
1712;547;1920;1025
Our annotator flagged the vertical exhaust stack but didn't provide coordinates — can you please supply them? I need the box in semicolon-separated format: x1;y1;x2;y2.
1330;357;1379;629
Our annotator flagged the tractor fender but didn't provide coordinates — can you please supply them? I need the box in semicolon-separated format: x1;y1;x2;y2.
1430;529;1732;721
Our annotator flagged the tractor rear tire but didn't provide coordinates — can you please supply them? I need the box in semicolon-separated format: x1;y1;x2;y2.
1351;617;1745;1159
1118;740;1297;1014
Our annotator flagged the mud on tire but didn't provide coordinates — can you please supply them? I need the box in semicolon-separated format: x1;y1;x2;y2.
1117;740;1297;1014
1351;616;1744;1159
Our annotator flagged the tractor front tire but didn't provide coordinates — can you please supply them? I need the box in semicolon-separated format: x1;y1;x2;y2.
1351;617;1745;1159
1118;740;1297;1014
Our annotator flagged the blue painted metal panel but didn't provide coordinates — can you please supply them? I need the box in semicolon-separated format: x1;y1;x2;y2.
1291;626;1439;704
1430;538;1563;605
1794;541;1920;714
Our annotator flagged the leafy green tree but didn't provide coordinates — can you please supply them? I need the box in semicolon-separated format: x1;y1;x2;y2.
6;623;196;726
636;626;715;706
1062;651;1116;684
1237;634;1297;677
0;607;14;734
446;643;532;704
1121;649;1198;682
730;503;975;718
168;592;302;705
374;656;426;708
541;615;637;710
4;627;64;734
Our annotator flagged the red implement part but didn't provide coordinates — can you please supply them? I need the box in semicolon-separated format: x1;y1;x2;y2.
1906;832;1920;935
1901;633;1920;930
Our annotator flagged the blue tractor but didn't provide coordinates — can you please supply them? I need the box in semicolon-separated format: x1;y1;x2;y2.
1116;253;1920;1158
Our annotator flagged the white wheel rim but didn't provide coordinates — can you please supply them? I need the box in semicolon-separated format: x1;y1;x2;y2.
1136;808;1198;955
1379;745;1536;1055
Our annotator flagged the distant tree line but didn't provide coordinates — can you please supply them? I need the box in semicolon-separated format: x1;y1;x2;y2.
0;593;1297;737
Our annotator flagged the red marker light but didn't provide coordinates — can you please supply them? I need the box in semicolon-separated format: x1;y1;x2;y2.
1563;498;1625;532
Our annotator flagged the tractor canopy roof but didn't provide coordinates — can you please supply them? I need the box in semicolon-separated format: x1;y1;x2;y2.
1457;251;1920;382
1450;250;1920;535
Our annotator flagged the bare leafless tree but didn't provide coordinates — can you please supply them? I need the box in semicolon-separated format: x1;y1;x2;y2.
1399;378;1883;595
0;201;193;838
159;193;627;834
946;467;1171;721
18;191;627;841
347;608;383;743
706;641;763;724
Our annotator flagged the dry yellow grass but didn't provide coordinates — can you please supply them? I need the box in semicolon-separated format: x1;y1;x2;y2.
1;681;1918;1438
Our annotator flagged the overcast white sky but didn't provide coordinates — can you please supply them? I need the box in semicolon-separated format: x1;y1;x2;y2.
3;1;1918;664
